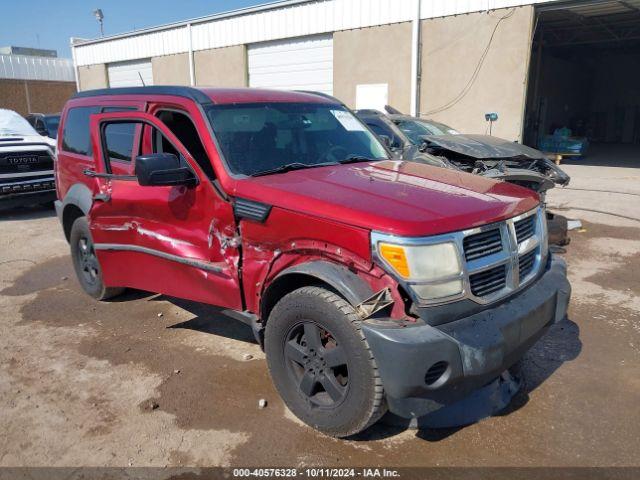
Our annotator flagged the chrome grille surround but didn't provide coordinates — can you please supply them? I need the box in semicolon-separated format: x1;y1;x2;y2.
371;206;548;307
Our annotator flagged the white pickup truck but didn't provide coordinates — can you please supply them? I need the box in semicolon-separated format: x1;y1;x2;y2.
0;109;56;209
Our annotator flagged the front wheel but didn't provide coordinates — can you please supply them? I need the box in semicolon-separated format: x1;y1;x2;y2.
265;286;386;437
70;216;124;300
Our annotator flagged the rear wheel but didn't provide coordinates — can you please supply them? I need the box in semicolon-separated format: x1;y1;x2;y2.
70;216;124;300
265;286;386;437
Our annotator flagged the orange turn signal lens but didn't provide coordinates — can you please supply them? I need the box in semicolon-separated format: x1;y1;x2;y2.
379;243;410;278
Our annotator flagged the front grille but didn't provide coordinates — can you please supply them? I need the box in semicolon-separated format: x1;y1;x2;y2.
514;215;535;243
0;178;55;196
460;209;544;302
0;150;54;174
519;249;536;278
463;228;502;261
373;207;546;307
469;264;507;297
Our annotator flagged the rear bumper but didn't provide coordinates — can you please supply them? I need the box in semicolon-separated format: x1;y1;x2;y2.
361;255;571;419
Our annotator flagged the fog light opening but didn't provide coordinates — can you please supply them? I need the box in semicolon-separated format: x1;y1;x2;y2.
425;361;449;386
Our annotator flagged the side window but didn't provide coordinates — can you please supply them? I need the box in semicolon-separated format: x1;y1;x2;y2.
153;110;215;179
62;106;100;156
101;120;187;177
367;122;392;138
103;123;136;168
366;120;402;149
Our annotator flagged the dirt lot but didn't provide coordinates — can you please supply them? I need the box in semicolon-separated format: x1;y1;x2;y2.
1;162;639;469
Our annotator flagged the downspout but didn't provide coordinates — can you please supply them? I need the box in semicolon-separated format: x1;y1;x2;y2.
410;0;421;117
70;38;81;91
187;23;195;86
23;81;31;113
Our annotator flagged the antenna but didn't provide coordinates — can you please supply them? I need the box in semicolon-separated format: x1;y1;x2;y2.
138;71;146;86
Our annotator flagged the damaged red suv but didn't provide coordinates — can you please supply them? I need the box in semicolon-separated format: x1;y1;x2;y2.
55;87;570;437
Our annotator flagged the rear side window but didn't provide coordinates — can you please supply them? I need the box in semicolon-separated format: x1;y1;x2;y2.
103;123;136;165
62;106;100;156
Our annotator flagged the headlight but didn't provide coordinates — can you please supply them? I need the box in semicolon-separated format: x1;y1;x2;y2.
376;240;464;301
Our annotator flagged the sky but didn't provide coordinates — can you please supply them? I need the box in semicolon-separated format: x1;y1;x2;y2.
0;0;271;59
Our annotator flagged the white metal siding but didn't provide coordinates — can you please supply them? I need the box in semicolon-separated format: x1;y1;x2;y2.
73;0;560;67
0;54;74;81
248;35;333;94
107;59;153;87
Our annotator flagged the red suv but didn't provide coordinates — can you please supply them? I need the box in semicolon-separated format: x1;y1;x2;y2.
55;87;570;437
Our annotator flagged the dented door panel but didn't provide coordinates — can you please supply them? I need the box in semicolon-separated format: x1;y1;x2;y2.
88;110;243;309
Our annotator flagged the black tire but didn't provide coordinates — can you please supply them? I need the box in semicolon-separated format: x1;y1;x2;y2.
69;216;124;300
265;286;386;437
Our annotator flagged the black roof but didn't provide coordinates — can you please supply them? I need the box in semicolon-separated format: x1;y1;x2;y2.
72;86;214;107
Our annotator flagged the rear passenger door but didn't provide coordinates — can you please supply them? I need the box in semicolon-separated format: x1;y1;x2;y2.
87;110;242;310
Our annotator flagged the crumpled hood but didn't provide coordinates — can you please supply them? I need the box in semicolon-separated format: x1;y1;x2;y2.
422;134;546;160
235;160;539;237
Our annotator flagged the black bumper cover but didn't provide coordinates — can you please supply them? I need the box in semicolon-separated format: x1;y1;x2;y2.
361;255;571;420
0;189;56;210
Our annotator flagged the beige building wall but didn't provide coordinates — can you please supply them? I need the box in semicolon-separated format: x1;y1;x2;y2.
77;64;108;90
0;79;76;115
333;22;412;113
194;45;247;87
152;53;190;85
420;6;535;141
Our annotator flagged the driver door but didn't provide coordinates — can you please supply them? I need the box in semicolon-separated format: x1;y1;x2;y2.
87;111;242;309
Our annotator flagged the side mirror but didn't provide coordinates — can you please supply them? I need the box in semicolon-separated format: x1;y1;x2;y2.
135;153;197;187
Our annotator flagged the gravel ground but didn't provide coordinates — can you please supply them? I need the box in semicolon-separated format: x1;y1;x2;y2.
0;161;639;468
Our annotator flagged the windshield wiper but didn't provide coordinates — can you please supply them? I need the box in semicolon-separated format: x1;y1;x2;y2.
338;155;383;164
251;162;335;177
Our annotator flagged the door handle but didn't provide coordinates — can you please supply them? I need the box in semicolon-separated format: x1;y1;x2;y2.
83;169;131;180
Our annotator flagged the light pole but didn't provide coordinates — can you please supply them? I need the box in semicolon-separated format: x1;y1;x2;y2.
93;9;104;37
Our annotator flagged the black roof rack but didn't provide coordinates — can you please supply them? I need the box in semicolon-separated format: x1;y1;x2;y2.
295;90;343;105
72;86;214;107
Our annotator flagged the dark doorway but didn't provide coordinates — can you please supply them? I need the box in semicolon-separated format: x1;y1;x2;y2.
524;0;640;166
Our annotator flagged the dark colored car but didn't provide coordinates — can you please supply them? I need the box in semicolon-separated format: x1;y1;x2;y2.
55;86;570;437
356;109;570;195
25;113;61;139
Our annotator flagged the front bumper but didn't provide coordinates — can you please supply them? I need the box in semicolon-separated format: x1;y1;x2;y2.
0;187;56;210
361;255;571;419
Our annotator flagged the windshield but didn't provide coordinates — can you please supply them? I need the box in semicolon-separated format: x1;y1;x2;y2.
44;115;60;138
0;109;39;137
206;102;388;176
394;119;459;145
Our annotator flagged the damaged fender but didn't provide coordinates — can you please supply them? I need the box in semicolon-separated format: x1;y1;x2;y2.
56;183;95;240
261;260;378;320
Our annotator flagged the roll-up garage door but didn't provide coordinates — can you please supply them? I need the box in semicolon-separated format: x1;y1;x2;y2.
107;59;153;87
248;34;333;94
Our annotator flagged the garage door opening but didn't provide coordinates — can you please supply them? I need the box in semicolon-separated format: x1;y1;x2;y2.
107;59;153;88
524;0;640;168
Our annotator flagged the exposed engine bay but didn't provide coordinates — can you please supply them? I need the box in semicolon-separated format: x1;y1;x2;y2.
409;132;570;195
420;140;570;194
